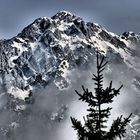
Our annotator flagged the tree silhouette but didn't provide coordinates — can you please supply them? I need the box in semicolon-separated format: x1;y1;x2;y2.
70;52;132;140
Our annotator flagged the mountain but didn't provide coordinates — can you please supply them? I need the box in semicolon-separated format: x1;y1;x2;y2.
1;10;140;101
0;11;140;139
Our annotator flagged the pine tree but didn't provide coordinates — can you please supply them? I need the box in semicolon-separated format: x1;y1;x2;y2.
70;52;132;140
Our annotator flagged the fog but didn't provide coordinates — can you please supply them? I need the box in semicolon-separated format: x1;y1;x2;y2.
0;56;139;140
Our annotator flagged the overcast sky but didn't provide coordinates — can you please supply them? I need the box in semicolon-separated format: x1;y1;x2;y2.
0;0;140;39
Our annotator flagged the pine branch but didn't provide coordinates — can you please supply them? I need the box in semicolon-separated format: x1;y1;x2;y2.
100;82;123;104
106;113;132;139
75;86;97;107
70;117;86;140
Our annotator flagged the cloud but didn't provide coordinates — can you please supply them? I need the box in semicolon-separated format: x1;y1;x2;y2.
0;56;139;139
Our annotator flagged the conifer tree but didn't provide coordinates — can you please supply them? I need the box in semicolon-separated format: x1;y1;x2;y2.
70;52;132;140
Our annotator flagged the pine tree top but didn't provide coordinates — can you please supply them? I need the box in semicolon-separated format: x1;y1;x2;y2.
71;51;132;140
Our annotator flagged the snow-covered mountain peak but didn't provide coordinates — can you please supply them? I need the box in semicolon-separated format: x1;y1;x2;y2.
120;31;140;43
1;11;140;101
53;10;74;17
52;10;80;21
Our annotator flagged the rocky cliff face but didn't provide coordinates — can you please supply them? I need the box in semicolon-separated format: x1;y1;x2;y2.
1;11;140;101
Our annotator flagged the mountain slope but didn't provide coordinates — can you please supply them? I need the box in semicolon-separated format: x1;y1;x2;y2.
0;10;140;101
1;11;140;140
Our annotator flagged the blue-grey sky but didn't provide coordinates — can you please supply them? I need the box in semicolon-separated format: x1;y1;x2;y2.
0;0;140;39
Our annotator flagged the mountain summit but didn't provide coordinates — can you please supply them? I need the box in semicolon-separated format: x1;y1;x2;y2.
0;11;140;101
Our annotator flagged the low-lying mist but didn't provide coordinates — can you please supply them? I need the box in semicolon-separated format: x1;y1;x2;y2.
0;58;139;140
